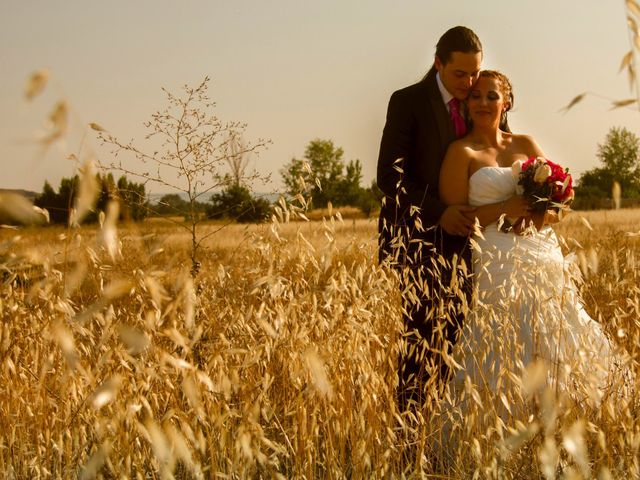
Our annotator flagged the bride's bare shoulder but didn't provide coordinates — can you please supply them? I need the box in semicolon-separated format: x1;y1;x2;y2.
447;137;476;156
511;133;545;157
443;138;475;170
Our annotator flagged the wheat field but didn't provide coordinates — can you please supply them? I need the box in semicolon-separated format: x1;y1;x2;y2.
1;207;640;479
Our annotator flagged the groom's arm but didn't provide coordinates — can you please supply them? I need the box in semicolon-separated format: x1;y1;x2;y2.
377;89;448;226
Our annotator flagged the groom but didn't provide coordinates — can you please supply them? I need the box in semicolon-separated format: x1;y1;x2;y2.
377;26;482;412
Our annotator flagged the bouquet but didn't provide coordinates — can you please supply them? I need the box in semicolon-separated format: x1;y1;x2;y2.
516;157;574;213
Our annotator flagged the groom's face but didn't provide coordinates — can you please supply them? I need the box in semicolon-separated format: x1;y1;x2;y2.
435;51;482;100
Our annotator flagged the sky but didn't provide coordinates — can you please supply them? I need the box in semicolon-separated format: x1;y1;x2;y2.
1;0;638;195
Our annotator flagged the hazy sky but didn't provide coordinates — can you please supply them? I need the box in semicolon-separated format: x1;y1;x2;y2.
1;0;638;194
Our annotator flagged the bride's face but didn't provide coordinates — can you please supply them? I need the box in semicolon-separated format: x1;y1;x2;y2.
467;76;508;128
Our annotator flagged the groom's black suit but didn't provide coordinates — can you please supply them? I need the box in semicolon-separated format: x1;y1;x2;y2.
377;68;471;409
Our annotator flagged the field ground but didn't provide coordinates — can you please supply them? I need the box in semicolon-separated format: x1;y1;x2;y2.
2;207;640;478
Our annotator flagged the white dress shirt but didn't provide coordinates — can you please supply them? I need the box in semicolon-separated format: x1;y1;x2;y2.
436;71;454;112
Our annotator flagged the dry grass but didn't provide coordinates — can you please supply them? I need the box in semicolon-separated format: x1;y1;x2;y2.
555;209;640;357
1;208;640;478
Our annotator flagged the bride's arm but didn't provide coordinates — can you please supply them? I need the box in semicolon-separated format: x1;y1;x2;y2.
439;142;471;207
473;197;530;228
437;142;478;236
440;145;529;228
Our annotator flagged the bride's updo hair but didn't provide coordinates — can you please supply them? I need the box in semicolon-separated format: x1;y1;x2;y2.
473;70;514;133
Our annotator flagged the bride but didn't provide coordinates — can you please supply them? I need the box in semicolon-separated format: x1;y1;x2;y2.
436;70;632;437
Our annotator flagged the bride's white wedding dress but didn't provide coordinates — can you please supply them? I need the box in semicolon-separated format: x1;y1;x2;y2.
448;163;632;415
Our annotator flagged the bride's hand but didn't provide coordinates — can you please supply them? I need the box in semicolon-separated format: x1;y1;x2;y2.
501;195;530;219
511;217;529;235
544;210;561;225
512;211;546;234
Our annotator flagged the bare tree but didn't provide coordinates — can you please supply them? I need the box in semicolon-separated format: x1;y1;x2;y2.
96;77;270;276
226;134;252;188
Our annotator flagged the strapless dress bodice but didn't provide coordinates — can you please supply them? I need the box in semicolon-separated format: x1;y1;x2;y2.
467;166;515;207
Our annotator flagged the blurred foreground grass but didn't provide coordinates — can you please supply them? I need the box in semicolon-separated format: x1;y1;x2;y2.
1;208;640;478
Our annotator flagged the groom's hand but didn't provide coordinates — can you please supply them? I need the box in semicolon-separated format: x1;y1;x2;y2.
438;205;476;236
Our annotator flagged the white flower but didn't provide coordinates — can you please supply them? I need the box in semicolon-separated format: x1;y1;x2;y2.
534;163;552;183
512;159;525;194
511;159;525;178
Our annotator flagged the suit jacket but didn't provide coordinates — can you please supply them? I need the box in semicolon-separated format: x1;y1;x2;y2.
377;68;468;267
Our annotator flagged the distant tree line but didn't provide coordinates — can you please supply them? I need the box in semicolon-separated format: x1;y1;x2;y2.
33;137;384;225
33;174;274;225
35;173;149;224
573;126;640;210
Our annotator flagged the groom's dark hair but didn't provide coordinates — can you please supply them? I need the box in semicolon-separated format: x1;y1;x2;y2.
435;26;482;65
424;26;482;79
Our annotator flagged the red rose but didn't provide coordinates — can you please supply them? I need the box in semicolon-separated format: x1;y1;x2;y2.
519;156;574;206
522;156;536;171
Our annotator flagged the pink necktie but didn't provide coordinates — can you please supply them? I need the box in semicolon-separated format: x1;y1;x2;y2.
448;98;466;138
